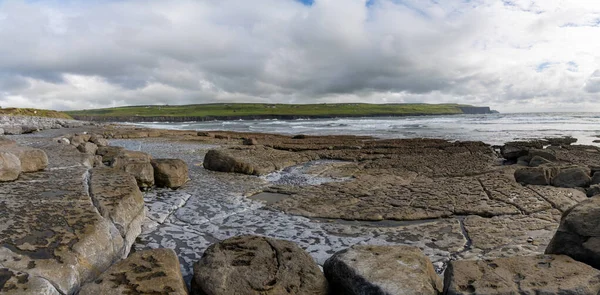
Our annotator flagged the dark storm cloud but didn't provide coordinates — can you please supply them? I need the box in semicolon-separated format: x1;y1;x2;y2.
0;0;598;112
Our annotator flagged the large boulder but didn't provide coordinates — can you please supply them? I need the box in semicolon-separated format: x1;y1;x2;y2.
78;248;187;295
2;146;48;173
552;166;591;188
514;167;556;185
546;196;600;268
203;147;315;176
501;141;543;161
0;151;21;181
192;235;327;295
111;150;154;188
528;155;552;167
444;255;600;295
528;148;557;161
324;245;442;295
89;134;109;147
151;159;189;189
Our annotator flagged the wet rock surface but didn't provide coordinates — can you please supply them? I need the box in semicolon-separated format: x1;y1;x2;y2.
79;248;188;295
191;235;327;295
444;254;600;295
324;245;442;295
6;127;600;294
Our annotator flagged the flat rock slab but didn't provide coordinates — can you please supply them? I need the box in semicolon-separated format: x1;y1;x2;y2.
192;235;328;295
462;210;562;258
90;167;145;254
79;248;187;295
444;255;600;295
203;147;317;176
324;245;442;295
0;139;145;294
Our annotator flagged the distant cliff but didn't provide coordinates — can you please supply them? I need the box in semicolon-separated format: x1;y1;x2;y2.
457;106;494;114
67;103;496;122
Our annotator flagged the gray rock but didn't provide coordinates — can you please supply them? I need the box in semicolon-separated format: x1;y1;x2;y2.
324;245;442;295
96;146;125;166
586;185;600;197
444;255;600;295
151;158;189;189
70;135;87;146
77;142;98;155
243;138;258;145
529;149;557;161
591;172;600;185
0;151;21;181
78;248;186;295
546;196;600;269
192;235;327;295
111;150;154;188
514;167;556;185
3;126;22;135
529;155;552;167
552;166;591;188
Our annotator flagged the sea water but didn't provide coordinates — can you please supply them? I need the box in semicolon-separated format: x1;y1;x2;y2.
133;113;600;146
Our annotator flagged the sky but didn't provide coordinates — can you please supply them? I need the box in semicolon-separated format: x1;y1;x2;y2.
0;0;599;112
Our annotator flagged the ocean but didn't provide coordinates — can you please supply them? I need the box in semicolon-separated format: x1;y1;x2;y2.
133;112;600;146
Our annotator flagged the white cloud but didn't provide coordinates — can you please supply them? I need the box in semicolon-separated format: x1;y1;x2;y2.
0;0;598;112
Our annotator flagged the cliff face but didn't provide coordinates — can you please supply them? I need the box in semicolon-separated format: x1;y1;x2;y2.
457;106;493;114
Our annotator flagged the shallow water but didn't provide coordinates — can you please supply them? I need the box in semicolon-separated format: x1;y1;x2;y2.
133;113;600;146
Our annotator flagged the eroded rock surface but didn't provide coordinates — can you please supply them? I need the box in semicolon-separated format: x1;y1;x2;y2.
546;196;600;269
191;235;327;295
324;245;442;295
0;136;145;294
79;248;187;295
444;255;600;295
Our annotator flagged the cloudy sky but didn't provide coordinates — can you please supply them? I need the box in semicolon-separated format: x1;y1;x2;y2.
0;0;598;112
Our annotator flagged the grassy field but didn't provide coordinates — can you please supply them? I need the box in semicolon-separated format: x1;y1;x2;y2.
0;108;72;119
67;103;474;119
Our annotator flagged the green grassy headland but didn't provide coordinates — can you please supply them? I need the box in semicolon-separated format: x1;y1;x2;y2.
0;108;73;119
67;103;490;121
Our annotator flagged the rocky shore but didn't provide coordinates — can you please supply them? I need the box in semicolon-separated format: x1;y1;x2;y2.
2;118;600;294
